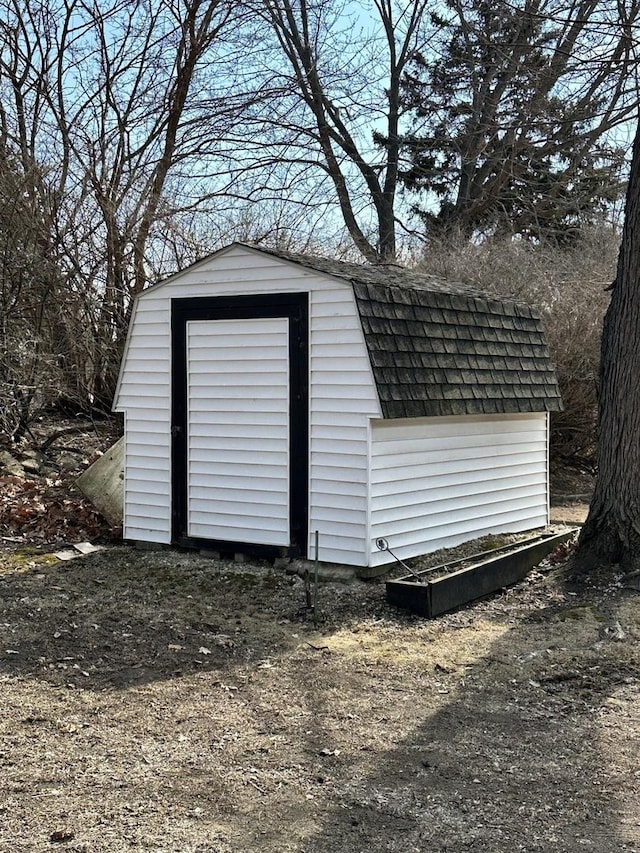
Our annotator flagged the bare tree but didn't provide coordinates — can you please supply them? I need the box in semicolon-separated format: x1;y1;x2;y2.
249;0;640;258
397;0;640;240
0;147;70;442
576;115;640;571
0;0;253;409
256;0;434;262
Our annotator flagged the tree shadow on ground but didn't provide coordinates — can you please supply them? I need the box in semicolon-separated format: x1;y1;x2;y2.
0;546;307;689
0;544;395;690
290;570;640;853
0;545;638;852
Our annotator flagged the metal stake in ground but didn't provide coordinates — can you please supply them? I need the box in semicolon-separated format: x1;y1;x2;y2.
313;530;320;626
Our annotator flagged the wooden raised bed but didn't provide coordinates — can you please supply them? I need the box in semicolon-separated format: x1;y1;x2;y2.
385;529;578;618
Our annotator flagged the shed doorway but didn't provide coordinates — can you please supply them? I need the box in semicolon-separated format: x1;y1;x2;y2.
171;294;308;557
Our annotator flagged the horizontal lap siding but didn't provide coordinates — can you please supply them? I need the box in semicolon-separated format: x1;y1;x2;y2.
369;413;549;566
118;298;172;542
308;284;380;565
114;247;380;561
186;317;290;546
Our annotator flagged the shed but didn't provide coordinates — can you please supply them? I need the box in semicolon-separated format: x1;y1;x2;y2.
113;242;562;568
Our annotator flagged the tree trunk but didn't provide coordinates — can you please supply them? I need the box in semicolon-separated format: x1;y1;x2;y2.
576;117;640;571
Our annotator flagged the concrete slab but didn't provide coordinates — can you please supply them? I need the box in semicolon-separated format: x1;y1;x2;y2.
53;542;106;561
76;437;124;528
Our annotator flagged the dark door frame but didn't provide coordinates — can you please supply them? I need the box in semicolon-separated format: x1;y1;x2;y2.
171;293;309;558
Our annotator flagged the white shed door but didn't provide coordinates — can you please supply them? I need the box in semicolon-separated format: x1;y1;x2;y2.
186;317;290;546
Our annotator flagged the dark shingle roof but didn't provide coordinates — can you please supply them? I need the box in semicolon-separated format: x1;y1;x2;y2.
240;244;563;418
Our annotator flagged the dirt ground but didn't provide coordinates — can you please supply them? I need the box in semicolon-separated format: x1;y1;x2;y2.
1;531;639;853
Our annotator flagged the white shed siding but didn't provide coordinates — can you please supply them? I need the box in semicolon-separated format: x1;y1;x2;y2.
116;296;172;543
307;284;380;564
114;246;381;562
369;413;549;566
185;317;290;545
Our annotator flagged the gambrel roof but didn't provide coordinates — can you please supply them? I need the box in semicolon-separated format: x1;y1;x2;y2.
250;245;563;419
